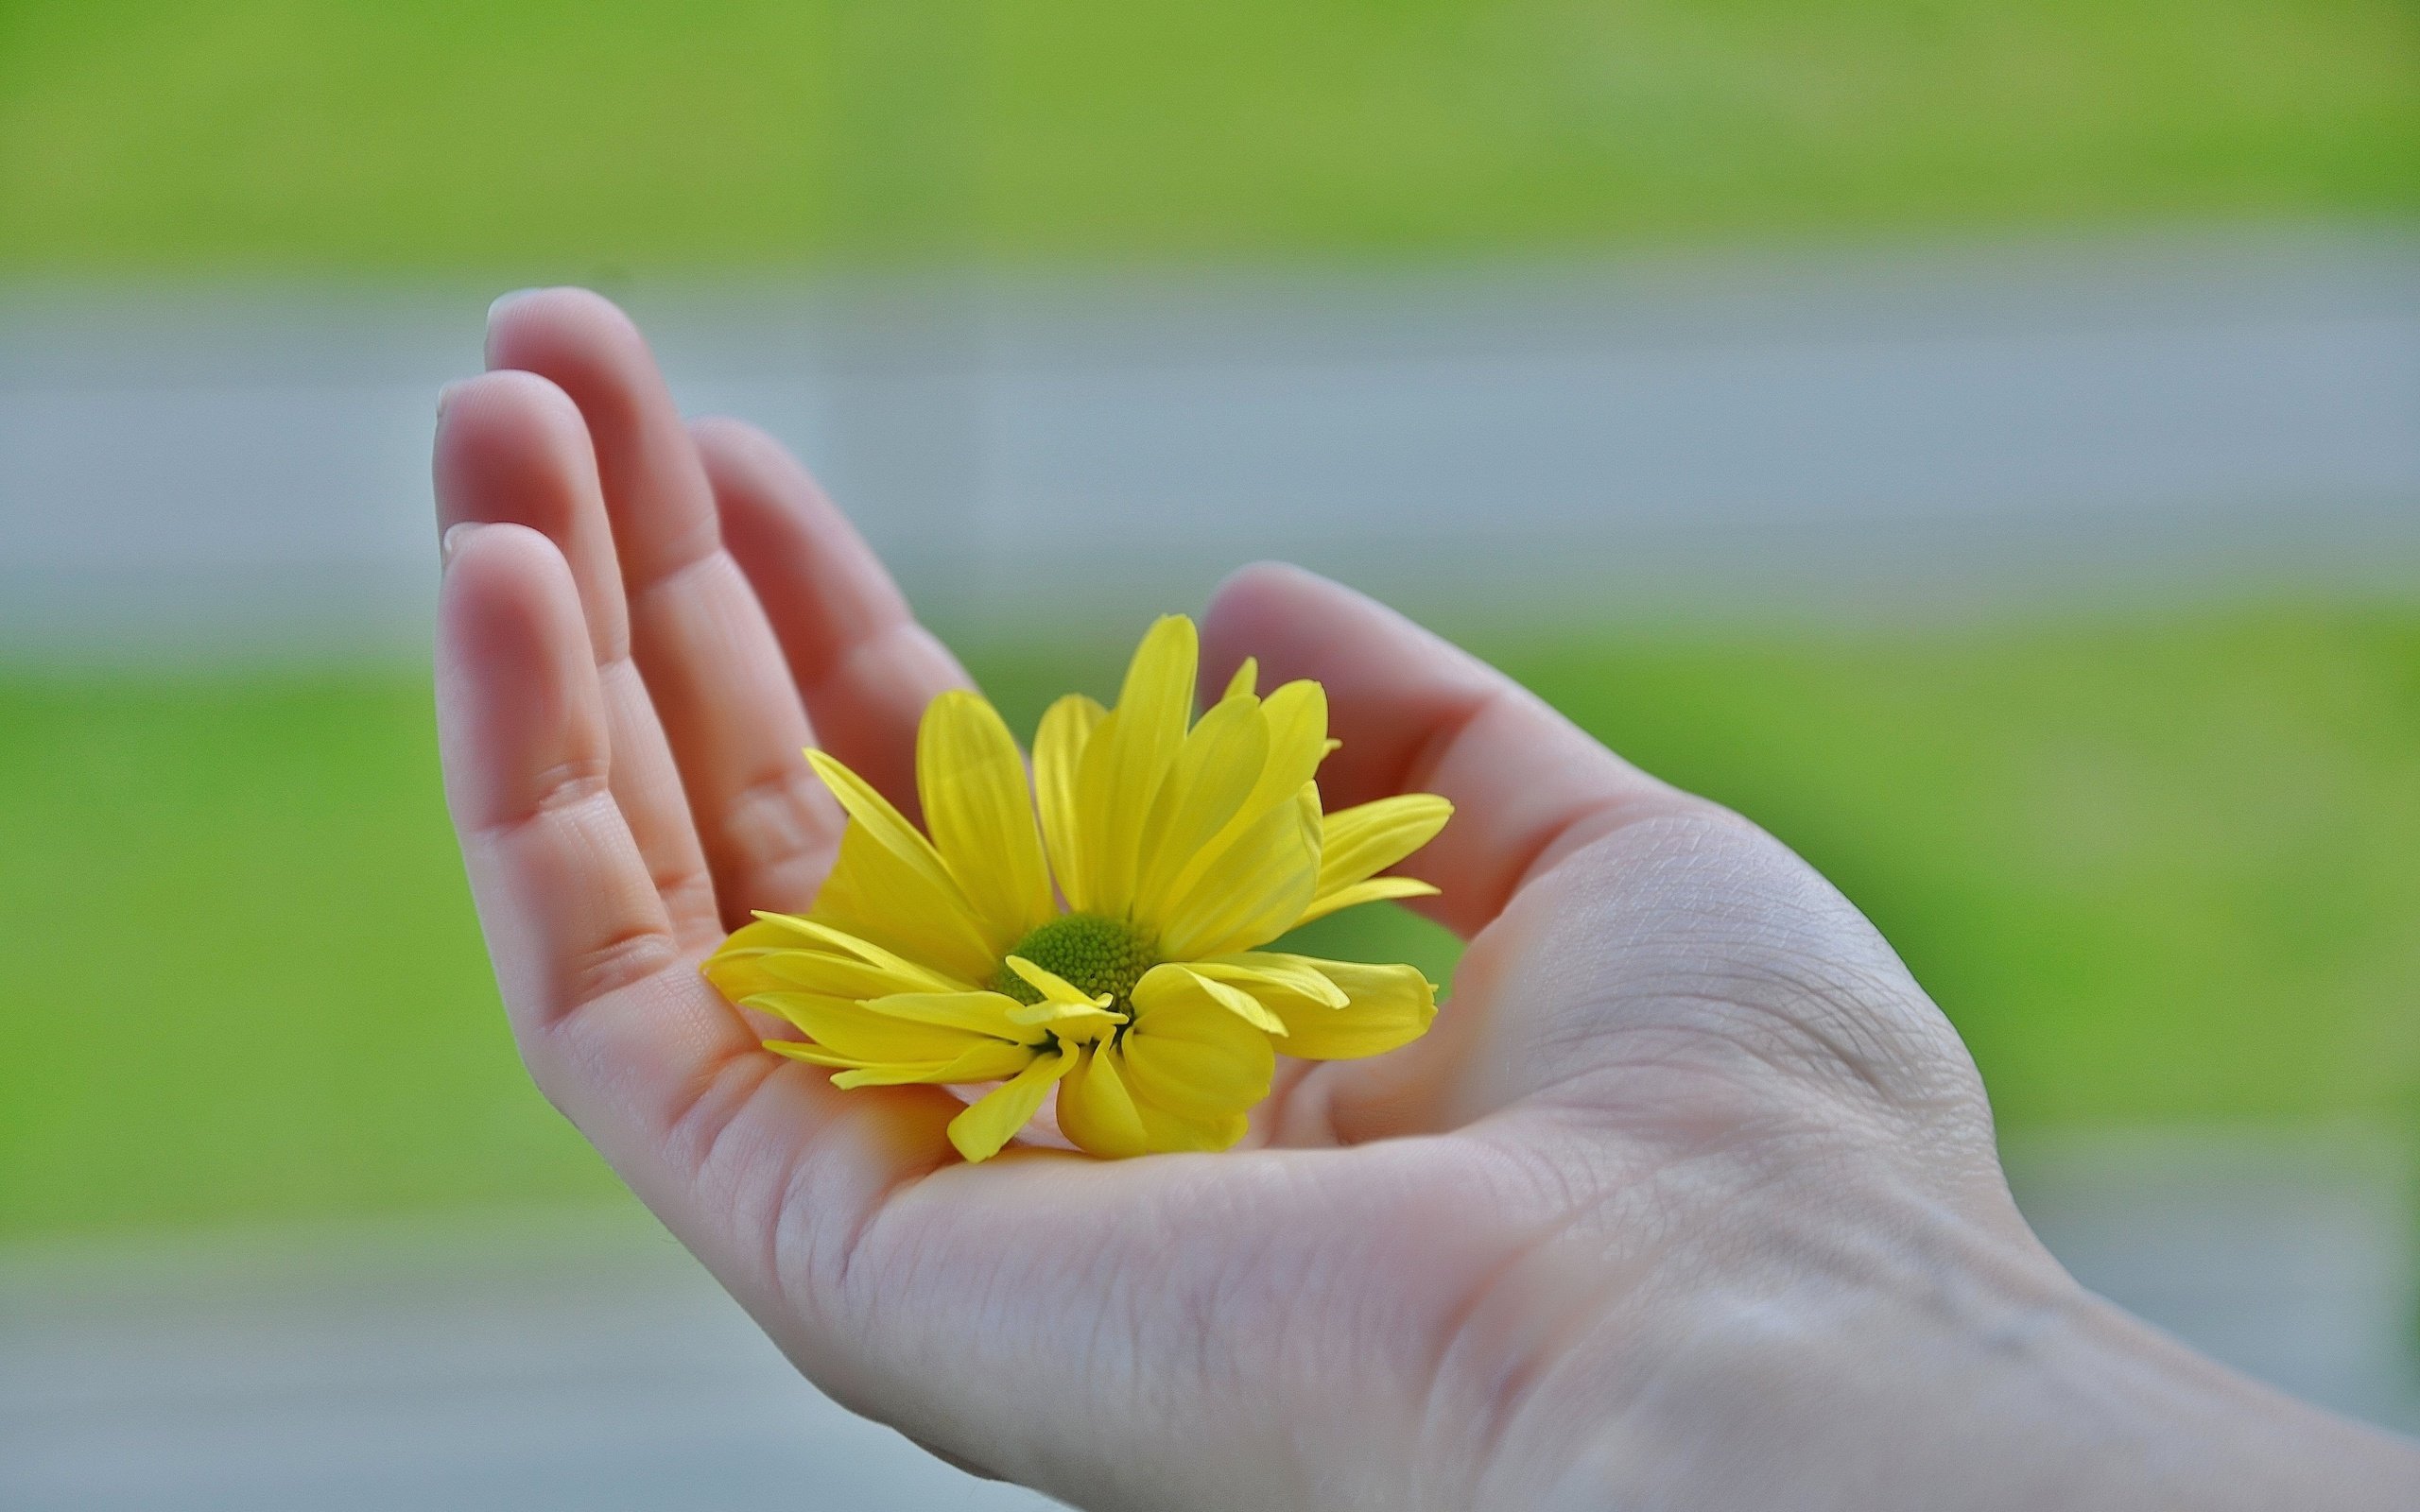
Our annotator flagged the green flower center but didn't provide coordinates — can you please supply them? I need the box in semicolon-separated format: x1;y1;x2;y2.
995;912;1159;1016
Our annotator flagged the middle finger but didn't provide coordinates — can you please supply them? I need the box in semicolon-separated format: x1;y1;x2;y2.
485;288;842;926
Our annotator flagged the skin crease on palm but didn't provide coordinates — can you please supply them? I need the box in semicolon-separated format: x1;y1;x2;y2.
431;288;2420;1512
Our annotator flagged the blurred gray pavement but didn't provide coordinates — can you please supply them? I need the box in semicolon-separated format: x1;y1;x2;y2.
3;226;2416;656
2;1128;2412;1511
0;1211;1059;1512
2004;1127;2420;1433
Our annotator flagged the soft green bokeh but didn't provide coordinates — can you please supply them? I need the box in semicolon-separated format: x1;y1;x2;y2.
0;676;624;1237
1;0;2412;276
6;607;2418;1240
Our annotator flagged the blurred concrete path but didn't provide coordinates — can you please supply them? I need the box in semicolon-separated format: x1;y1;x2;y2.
0;1210;1058;1512
2003;1126;2420;1433
3;226;2415;657
2;1128;2411;1511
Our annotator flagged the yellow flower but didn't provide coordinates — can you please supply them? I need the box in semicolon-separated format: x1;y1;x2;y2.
702;616;1452;1162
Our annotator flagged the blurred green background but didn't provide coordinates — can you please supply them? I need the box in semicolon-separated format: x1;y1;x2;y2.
4;0;2413;274
3;1;2418;1241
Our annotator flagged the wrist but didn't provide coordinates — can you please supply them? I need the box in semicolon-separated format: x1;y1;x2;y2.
1484;1165;2419;1511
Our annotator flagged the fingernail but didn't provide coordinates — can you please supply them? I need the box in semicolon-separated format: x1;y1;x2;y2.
487;287;544;323
484;289;547;367
435;378;464;422
440;521;480;568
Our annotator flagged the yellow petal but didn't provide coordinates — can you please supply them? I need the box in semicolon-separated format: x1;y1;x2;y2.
1291;875;1443;926
1188;952;1351;1008
806;768;998;986
743;991;990;1063
734;913;967;989
805;749;959;901
1147;680;1330;929
1033;693;1107;911
1240;956;1438;1060
772;1038;1037;1087
861;989;1041;1042
1132;693;1269;920
1002;954;1109;1007
700;917;815;1001
1118;990;1276;1122
1133;1100;1252;1154
1005;1000;1126;1041
908;1040;1041;1085
917;691;1056;947
1248;680;1333;816
1056;1043;1148;1158
1156;782;1322;959
1222;657;1258;700
763;1040;911;1073
1303;794;1453;922
719;914;974;1004
706;909;966;1002
1064;1036;1252;1155
755;949;965;1003
947;1049;1076;1162
999;955;1123;1040
1074;616;1198;917
1133;962;1288;1037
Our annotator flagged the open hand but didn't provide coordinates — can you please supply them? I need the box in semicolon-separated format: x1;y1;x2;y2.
432;289;2417;1511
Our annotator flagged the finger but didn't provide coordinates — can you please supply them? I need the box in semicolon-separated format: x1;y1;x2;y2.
434;369;718;941
485;289;838;924
435;521;686;1026
435;521;962;1389
694;416;973;816
1201;561;1707;939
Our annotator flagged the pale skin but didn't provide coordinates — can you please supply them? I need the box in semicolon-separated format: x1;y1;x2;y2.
433;288;2420;1511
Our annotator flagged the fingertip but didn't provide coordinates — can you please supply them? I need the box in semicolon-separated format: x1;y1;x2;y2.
440;364;583;426
1201;559;1327;689
437;521;586;697
483;285;557;367
1201;559;1404;664
484;285;648;378
689;412;781;463
437;523;594;749
486;285;542;323
695;414;899;633
692;414;838;525
1204;558;1328;628
433;369;596;524
1201;560;1485;728
1210;558;1328;601
480;286;721;589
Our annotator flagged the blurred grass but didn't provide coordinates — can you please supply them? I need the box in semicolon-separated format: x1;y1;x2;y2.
6;607;2419;1239
1;0;2413;277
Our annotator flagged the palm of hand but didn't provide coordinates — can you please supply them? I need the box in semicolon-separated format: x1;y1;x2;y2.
436;291;2024;1512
